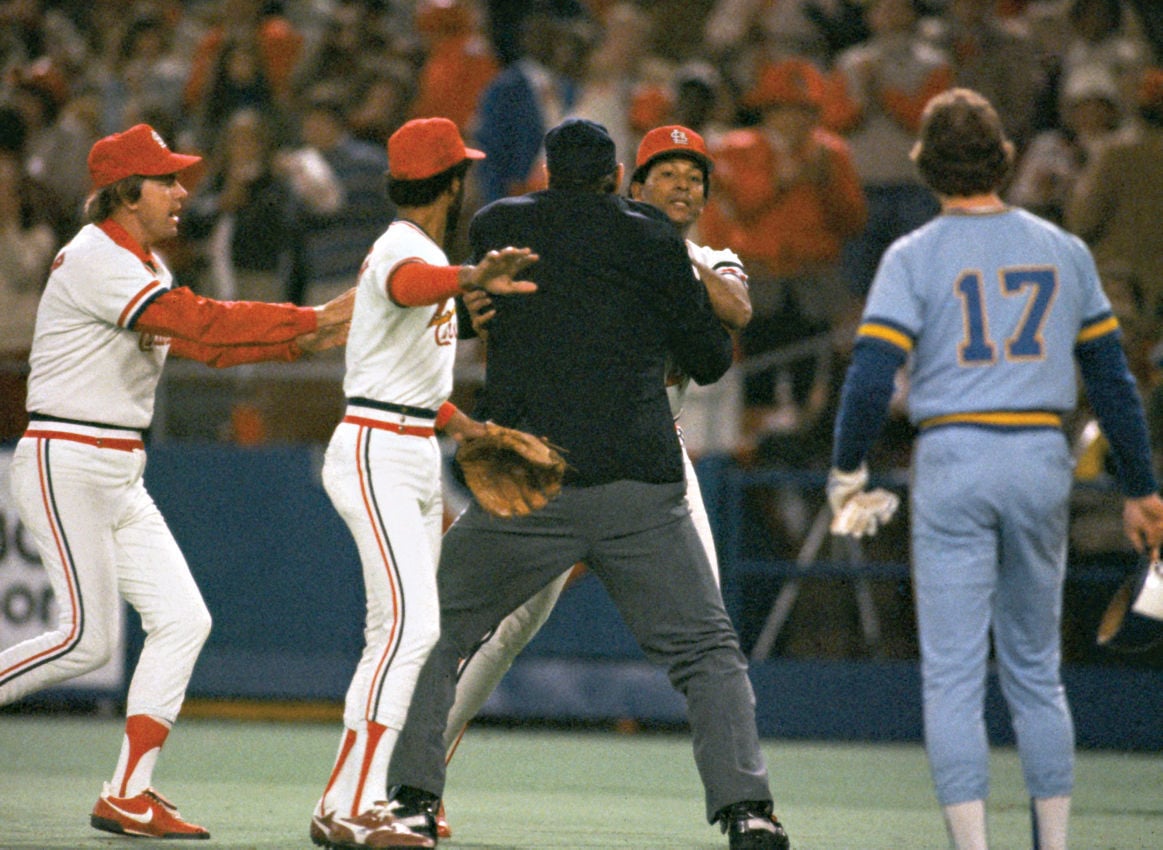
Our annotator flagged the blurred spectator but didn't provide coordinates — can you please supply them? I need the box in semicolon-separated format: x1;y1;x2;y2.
97;10;187;136
347;59;416;148
180;108;300;303
0;147;55;442
291;1;404;104
567;2;650;166
1027;0;1150;125
284;85;392;306
833;0;950;296
190;30;288;152
21;80;102;238
408;0;499;136
6;58;69;157
1097;261;1151;386
671;61;735;138
470;4;584;203
182;0;303;125
1125;0;1163;62
552;11;601;99
483;0;589;66
1065;66;1163;336
927;0;1046;150
698;57;867;465
0;0;50;72
0;98;70;245
0;0;88;83
704;0;868;82
1008;63;1129;223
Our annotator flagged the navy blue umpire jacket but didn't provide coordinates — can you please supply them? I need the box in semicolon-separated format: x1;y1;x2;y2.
461;186;734;487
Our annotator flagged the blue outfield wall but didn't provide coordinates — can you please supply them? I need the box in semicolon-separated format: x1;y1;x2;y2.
128;444;1163;749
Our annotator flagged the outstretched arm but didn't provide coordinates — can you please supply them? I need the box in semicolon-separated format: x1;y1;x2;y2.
136;285;355;345
167;318;349;366
390;248;539;307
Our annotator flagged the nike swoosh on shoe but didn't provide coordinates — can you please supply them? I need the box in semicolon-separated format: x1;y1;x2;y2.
104;799;155;825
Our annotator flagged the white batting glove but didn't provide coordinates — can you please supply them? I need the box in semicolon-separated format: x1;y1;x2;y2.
831;488;900;538
827;464;868;517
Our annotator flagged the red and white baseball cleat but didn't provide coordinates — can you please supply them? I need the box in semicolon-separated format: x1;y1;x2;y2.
435;800;451;839
90;784;210;840
311;803;435;848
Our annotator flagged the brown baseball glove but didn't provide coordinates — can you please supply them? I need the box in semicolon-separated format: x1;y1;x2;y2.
456;422;567;518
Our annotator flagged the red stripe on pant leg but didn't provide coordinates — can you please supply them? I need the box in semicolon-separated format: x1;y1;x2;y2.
353;427;405;722
0;439;83;684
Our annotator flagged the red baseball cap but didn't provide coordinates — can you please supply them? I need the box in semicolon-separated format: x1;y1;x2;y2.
635;125;712;175
87;124;202;189
388;117;484;181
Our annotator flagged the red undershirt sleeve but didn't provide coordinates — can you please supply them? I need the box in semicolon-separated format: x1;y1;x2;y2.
167;337;303;367
389;261;464;306
134;286;317;343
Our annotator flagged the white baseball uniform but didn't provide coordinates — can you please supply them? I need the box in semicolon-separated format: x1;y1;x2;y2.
1;215;316;711
1;221;210;722
443;240;747;751
316;219;457;819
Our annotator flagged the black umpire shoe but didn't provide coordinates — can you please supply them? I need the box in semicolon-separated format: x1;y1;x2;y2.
386;785;440;843
716;800;791;850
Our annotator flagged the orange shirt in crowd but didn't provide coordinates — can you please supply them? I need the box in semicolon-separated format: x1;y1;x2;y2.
699;126;867;278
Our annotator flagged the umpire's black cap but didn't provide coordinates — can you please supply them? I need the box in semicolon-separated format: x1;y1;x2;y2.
545;118;617;182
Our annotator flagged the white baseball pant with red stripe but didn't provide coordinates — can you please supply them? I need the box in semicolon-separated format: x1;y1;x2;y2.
0;426;211;721
316;412;443;816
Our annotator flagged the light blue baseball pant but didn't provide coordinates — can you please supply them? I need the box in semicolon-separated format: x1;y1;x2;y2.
910;426;1075;805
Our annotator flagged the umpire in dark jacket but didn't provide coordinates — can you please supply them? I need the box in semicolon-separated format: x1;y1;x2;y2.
387;119;790;850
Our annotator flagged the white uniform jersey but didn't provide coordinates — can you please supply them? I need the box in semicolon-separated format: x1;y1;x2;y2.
343;220;458;408
666;240;747;418
25;222;172;429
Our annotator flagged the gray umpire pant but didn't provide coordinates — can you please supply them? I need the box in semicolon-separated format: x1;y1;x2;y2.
387;479;773;822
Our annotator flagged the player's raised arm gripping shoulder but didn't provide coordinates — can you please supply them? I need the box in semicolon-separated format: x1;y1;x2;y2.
692;256;751;331
654;234;733;386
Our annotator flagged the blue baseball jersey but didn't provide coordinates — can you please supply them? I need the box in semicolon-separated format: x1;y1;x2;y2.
859;207;1113;428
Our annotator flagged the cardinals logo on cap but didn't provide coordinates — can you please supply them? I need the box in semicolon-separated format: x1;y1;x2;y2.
87;123;202;189
634;125;712;174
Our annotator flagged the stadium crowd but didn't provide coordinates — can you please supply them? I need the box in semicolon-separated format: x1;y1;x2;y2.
1;0;1161;473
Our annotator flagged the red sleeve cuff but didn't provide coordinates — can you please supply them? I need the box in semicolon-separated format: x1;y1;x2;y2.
390;262;463;306
435;401;458;430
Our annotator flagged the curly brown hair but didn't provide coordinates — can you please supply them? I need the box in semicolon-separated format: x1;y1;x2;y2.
910;88;1014;197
